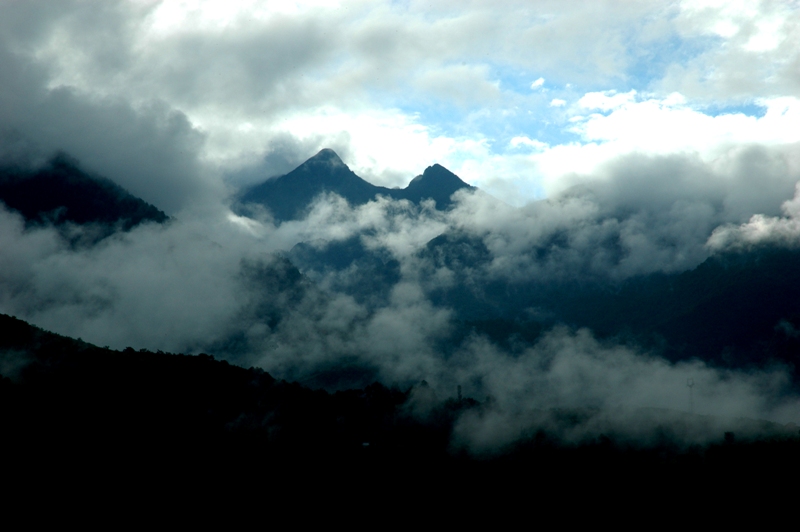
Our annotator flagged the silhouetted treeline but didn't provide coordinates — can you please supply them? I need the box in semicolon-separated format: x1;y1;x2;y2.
1;313;798;503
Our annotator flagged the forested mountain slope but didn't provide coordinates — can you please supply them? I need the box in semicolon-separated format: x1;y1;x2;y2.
0;152;167;237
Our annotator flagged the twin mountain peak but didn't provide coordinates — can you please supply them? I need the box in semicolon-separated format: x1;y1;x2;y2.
238;148;474;222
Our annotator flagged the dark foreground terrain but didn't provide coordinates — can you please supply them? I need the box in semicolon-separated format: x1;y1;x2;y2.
2;313;798;509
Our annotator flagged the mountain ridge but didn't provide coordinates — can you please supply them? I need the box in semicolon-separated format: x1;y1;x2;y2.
0;152;168;241
236;149;474;222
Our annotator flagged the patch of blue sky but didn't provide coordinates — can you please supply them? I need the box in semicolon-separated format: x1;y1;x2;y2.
393;94;581;156
490;63;550;94
697;101;767;118
487;60;615;100
625;32;769;119
501;118;582;151
626;33;720;92
382;62;602;154
471;62;639;147
386;94;481;137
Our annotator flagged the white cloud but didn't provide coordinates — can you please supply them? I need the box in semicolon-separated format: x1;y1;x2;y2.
145;0;344;35
665;0;800;99
509;136;548;151
708;181;800;250
415;64;501;106
549;98;566;107
576;95;800;151
530;77;545;89
531;93;800;195
578;90;637;111
453;328;800;451
743;15;786;53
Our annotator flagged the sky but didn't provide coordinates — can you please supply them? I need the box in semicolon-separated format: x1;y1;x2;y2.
2;0;800;444
1;0;799;209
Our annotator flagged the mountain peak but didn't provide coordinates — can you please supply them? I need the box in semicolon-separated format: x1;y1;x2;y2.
237;155;474;222
305;148;345;167
237;148;377;222
401;163;473;208
315;148;339;157
411;163;468;187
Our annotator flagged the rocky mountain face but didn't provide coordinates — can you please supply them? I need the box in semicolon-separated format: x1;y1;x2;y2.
236;148;473;222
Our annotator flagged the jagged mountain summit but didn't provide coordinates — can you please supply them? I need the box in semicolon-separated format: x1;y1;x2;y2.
236;148;474;222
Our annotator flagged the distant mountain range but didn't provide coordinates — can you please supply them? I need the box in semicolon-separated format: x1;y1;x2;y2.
236;148;474;222
0;152;167;239
214;147;800;377
291;229;800;377
4;148;800;380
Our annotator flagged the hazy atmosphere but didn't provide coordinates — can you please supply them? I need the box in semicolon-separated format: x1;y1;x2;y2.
2;0;800;452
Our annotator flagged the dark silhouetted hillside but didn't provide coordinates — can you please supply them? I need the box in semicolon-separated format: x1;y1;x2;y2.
542;247;800;365
1;311;798;506
0;152;168;236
